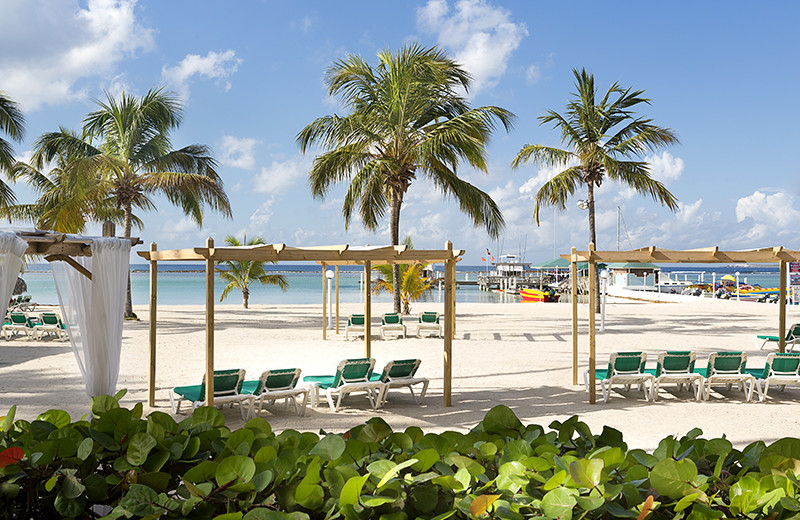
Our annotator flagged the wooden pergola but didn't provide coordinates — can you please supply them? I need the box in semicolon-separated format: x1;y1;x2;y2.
137;239;464;407
566;245;800;403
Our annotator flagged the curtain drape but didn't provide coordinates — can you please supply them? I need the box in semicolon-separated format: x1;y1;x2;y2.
52;238;131;397
0;232;28;320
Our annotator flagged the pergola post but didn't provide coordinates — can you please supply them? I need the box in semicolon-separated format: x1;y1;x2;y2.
780;260;787;352
588;243;596;404
322;263;327;341
335;266;340;334
204;237;215;406
444;250;455;407
148;242;157;407
571;246;578;386
364;260;371;358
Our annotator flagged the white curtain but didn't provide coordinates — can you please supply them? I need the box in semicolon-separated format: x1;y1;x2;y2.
0;232;28;319
52;238;131;397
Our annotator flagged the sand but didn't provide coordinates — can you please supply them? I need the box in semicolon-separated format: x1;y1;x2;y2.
1;297;798;451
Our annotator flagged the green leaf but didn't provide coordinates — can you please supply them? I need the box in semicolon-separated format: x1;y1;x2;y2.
605;502;639;518
357;417;393;443
310;435;346;460
226;428;255;455
377;458;419;488
184;460;219;483
469;494;501;516
191;406;226;427
0;405;15;432
45;474;60;492
244;416;272;435
675;493;700;512
77;438;93;461
360;495;396;507
216;455;256;486
411;449;439;472
54;491;85;517
482;405;523;435
295;482;325;510
37;409;71;428
126;432;157;466
569;458;604;489
119;484;159;516
213;513;243;520
62;471;86;499
650;458;699;499
90;395;119;417
339;475;368;507
541;487;577;520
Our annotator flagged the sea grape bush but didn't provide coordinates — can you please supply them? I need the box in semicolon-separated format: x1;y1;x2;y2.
1;393;800;519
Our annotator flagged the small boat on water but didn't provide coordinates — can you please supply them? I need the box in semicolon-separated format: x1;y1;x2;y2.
519;288;559;302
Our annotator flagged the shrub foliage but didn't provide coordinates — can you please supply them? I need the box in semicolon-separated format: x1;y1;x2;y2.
1;392;800;518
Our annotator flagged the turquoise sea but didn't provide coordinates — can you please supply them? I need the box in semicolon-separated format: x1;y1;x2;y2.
18;264;783;306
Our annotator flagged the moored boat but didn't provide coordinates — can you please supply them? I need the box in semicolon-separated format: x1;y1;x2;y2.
519;288;559;302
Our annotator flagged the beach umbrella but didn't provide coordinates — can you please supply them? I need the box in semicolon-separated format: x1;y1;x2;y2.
721;274;735;282
12;277;26;295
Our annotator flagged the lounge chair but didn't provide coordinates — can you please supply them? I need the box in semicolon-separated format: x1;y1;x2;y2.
2;312;37;340
241;368;308;417
747;352;800;402
169;369;249;419
32;312;68;341
380;313;406;339
370;359;429;405
754;323;800;351
303;358;385;412
649;351;703;401
584;351;654;403
346;314;366;340
702;352;755;401
416;311;442;338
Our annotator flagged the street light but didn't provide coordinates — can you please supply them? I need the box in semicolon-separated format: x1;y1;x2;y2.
735;271;740;302
326;269;334;328
600;269;610;331
577;199;589;210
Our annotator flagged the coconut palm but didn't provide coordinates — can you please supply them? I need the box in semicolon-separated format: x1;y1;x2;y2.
511;68;679;310
372;236;432;315
217;233;288;308
297;43;514;313
27;88;231;317
0;91;25;207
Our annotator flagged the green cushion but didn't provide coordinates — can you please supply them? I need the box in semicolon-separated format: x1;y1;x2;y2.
304;375;336;389
348;315;365;326
241;380;259;395
757;334;779;341
420;312;439;323
173;384;203;402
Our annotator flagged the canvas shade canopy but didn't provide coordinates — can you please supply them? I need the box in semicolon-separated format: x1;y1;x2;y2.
1;227;141;398
138;239;464;407
564;245;800;403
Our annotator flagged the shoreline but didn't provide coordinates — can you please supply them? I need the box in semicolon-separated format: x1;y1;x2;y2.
1;299;798;451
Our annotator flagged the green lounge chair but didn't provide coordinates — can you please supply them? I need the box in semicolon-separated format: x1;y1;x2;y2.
169;369;249;419
754;323;800;351
346;314;366;340
702;352;755;401
370;359;429;405
303;358;385;412
649;351;703;401
380;313;406;339
746;352;800;402
584;351;653;402
32;312;67;341
417;311;442;338
241;368;308;417
2;312;37;340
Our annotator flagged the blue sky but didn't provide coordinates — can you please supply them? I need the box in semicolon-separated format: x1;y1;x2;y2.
2;0;799;264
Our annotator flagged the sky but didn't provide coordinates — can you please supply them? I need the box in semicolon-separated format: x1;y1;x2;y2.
1;0;799;264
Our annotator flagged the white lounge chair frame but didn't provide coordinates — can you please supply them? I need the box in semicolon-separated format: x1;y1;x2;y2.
2;312;35;340
380;313;406;339
754;323;800;351
754;353;800;402
703;352;755;401
306;358;385;412
584;352;654;403
345;314;366;340
652;351;704;401
376;359;429;405
416;312;442;338
32;312;67;341
169;369;250;420
249;368;309;417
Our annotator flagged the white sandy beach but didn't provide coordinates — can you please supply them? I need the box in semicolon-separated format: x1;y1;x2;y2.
1;297;798;451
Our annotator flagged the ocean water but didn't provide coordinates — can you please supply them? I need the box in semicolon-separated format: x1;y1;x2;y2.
17;263;783;307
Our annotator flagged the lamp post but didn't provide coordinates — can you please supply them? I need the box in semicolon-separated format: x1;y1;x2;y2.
600;269;610;331
326;269;334;328
735;271;740;302
712;272;716;298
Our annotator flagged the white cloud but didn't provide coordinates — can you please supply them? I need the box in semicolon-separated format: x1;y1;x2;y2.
0;0;155;109
525;65;541;85
417;0;527;94
161;50;241;99
518;160;579;196
735;190;800;241
252;157;309;194
218;136;258;170
249;199;275;231
675;198;704;225
646;151;684;183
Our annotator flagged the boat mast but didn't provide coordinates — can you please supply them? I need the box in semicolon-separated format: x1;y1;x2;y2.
617;206;621;251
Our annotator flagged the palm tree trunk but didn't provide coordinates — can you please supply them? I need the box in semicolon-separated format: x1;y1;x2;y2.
243;288;249;309
123;203;137;319
587;183;600;314
389;193;402;314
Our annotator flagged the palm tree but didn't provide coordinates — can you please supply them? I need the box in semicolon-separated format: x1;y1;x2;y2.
217;233;288;308
372;236;432;315
26;88;231;318
297;43;514;313
0;92;25;208
511;68;679;310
